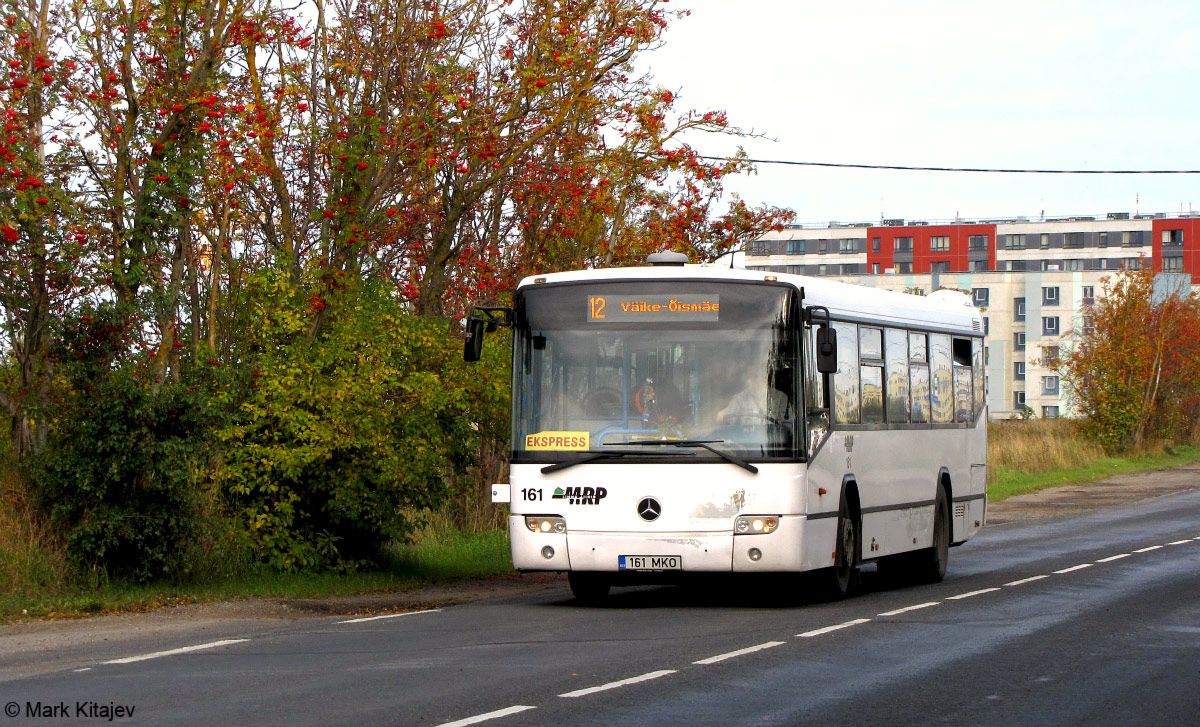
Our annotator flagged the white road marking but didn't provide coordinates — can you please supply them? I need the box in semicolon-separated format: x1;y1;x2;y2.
73;668;91;672
1005;575;1049;586
1053;563;1093;574
1096;553;1131;563
104;639;248;665
435;705;536;727
947;588;1000;600
338;608;441;624
1133;545;1163;553
1167;540;1191;546
877;602;939;617
798;618;872;637
559;670;677;698
693;641;785;665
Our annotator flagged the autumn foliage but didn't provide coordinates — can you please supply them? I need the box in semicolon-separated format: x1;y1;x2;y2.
1058;267;1200;451
0;0;791;578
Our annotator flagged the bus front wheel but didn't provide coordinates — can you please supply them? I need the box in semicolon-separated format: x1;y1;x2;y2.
568;571;611;604
822;491;859;599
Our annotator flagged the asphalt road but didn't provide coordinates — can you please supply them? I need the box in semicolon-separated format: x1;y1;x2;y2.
2;489;1198;727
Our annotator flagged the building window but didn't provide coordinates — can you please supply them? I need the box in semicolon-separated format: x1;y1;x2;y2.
1014;332;1026;351
1163;229;1183;245
968;234;989;250
818;239;828;254
1164;256;1184;272
1014;391;1026;409
1014;362;1025;380
1082;312;1095;335
1043;345;1060;366
894;236;913;252
1042;405;1059;419
896;262;913;273
1040;233;1050;249
983;317;989;335
1064;259;1084;271
1064;232;1085;248
839;239;859;253
930;235;950;252
1124;230;1143;247
818;264;827;276
970;260;990;272
972;287;990;307
1043;375;1059;395
871;237;881;253
1098;231;1108;247
787;239;805;254
1082;285;1094;304
1004;234;1025;250
931;261;951;273
871;263;881;274
1043;316;1060;336
1014;297;1026;321
1043;286;1059;306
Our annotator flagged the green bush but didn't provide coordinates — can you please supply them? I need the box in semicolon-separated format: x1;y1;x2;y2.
30;305;219;582
218;273;508;571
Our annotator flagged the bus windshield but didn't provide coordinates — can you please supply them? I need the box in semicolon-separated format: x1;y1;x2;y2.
512;280;800;463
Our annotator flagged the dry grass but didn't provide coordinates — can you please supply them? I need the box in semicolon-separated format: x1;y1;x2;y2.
988;418;1107;474
0;468;68;596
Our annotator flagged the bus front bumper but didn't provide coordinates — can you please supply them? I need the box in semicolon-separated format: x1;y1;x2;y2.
510;515;814;573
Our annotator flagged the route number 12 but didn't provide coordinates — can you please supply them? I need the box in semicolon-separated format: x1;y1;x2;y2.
589;296;606;319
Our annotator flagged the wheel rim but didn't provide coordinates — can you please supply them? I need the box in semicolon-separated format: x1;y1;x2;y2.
836;517;855;589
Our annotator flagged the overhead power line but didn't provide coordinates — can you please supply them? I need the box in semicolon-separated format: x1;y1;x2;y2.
697;156;1200;174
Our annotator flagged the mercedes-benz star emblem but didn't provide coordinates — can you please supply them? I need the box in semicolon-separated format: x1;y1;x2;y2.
637;497;661;522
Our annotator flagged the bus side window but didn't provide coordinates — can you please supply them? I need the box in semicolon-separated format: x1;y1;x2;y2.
930;334;953;423
859;327;884;424
909;333;930;423
833;322;860;425
952;337;973;423
885;328;909;423
972;338;985;419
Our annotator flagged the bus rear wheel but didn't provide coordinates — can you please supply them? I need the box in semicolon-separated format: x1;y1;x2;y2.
911;486;950;583
568;572;611;604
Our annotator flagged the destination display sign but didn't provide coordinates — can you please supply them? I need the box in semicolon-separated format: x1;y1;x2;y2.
586;294;720;323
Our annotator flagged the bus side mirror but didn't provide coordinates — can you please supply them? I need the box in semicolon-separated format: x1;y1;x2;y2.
464;317;486;362
816;326;838;374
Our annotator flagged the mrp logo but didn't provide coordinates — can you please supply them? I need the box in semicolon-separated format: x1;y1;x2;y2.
552;486;607;505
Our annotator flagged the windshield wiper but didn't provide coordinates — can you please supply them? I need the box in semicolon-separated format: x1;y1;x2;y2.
540;449;694;474
609;440;759;474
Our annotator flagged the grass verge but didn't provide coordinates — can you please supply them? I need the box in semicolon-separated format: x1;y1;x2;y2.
0;528;513;623
989;444;1200;502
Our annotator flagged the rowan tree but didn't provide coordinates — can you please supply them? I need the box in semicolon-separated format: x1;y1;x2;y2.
1058;266;1200;450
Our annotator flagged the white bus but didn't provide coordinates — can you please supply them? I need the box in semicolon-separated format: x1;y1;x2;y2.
465;252;987;601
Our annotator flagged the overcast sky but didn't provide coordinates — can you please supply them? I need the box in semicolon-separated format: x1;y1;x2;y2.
640;0;1200;225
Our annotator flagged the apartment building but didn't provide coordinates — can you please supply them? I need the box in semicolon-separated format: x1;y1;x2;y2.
748;213;1199;419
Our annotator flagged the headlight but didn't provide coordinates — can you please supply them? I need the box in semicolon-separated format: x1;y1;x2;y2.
525;516;567;534
734;516;779;534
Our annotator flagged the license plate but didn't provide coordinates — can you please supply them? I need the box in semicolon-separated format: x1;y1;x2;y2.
618;555;682;571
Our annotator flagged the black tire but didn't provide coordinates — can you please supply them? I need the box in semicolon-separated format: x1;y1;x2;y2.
822;490;859;599
912;485;950;583
568;571;611;604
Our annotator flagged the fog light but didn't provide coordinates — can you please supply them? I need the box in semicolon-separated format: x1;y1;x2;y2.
541;545;555;559
748;548;762;561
